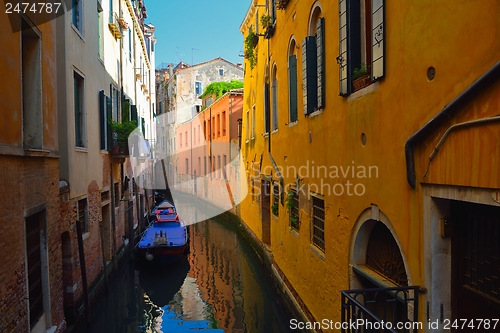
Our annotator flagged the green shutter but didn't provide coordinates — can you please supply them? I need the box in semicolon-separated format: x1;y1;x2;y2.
302;36;317;115
372;0;385;80
106;96;113;148
272;79;278;131
289;55;298;123
264;83;270;133
316;17;325;109
141;117;145;136
339;0;361;95
99;90;106;150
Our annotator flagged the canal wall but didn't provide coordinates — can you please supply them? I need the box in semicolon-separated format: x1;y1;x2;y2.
217;210;320;333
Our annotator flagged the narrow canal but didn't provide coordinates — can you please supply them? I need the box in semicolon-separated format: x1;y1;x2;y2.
72;217;302;332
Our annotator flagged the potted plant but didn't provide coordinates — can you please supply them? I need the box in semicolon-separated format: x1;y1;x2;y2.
352;62;371;91
109;119;137;154
261;14;275;39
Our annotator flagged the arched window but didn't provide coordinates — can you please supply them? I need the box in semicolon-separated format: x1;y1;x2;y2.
302;3;325;114
271;64;278;131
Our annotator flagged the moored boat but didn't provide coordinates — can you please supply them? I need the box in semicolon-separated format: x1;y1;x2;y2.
137;200;188;266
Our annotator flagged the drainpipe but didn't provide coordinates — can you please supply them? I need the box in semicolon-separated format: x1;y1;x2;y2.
405;60;500;189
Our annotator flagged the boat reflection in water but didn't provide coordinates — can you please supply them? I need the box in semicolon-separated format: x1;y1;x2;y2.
137;219;295;333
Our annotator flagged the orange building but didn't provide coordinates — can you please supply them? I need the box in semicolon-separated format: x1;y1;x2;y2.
173;90;243;212
0;12;66;332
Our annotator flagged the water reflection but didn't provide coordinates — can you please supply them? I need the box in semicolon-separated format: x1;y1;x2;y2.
74;217;297;332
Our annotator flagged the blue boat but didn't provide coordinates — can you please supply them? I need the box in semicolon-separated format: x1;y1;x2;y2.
137;200;188;266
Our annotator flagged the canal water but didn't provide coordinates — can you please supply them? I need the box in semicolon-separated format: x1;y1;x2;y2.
72;217;301;332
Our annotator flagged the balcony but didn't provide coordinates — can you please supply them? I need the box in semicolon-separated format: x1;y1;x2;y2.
341;286;420;332
108;12;122;39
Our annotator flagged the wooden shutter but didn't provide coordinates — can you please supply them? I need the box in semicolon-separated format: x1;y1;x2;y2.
272;79;278;130
288;55;298;122
99;90;106;150
372;0;385;80
316;17;325;109
264;83;270;133
302;36;317;115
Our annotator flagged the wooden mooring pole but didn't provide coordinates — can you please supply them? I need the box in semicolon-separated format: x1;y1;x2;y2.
75;219;91;327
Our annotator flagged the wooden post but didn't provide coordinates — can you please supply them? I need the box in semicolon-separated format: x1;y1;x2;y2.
98;221;109;291
75;220;91;327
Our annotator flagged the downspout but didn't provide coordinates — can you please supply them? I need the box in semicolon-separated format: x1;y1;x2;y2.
405;60;500;189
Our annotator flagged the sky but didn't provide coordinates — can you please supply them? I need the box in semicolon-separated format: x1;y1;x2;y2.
144;0;251;69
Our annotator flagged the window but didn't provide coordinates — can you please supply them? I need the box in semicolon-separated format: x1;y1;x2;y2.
338;0;385;95
222;111;226;136
78;198;89;234
97;4;104;59
219;68;224;76
302;12;325;114
223;155;227;179
217;155;221;179
22;20;42;149
114;182;120;206
251;105;256;139
271;65;278;131
198;125;201;142
207;119;211;141
180;132;182;147
128;28;132;62
289;188;299;230
74;71;86;148
204;156;207;176
288;39;298;123
72;0;83;33
245;110;250;142
185;131;188;147
212;117;215;139
195;81;203;95
264;83;270;133
99;90;111;150
217;114;220;137
272;183;279;217
186;158;189;174
311;195;325;251
110;84;119;121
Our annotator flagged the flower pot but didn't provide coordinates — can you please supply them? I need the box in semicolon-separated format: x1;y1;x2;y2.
352;74;371;91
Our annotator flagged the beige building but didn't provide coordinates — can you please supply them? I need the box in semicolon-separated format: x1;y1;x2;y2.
55;0;156;324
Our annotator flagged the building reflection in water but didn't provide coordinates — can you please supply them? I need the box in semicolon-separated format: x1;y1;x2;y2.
138;218;293;333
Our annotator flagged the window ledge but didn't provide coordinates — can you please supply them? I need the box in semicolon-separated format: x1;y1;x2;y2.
75;147;88;153
309;109;323;118
289;228;299;238
72;24;85;41
309;244;325;260
347;81;380;102
352;264;398;289
287;121;298;128
271;129;278;134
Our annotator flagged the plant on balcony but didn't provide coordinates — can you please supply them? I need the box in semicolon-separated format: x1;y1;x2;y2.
244;30;258;70
271;202;279;216
136;73;142;80
276;0;290;10
108;119;137;153
261;14;275;39
352;62;371;91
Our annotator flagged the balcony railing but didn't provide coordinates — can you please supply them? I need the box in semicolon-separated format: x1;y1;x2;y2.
341;286;420;333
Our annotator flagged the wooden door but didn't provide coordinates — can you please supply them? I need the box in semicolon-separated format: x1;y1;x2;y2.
452;201;500;331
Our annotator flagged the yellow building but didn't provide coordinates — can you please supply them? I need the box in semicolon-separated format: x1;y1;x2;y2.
240;0;500;330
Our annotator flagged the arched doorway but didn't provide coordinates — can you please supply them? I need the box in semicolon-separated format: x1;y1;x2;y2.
342;206;419;329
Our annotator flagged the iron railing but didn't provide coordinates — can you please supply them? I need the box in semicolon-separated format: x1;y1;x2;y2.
341;286;420;332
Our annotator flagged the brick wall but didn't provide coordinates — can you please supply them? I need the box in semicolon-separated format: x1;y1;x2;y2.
0;156;66;332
